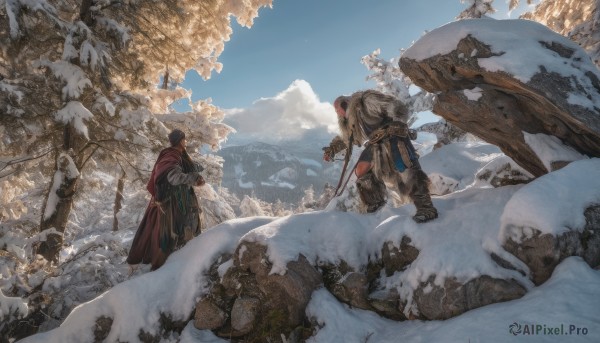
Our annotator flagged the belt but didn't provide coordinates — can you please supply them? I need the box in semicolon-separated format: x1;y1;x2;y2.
368;122;409;145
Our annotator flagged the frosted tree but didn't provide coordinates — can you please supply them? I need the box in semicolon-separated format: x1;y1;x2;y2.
290;187;310;214
240;195;266;217
273;199;292;217
315;183;336;210
1;1;272;337
300;185;317;211
457;0;496;19
0;0;272;262
507;0;538;12
523;0;600;68
197;185;238;229
325;182;363;214
361;49;435;126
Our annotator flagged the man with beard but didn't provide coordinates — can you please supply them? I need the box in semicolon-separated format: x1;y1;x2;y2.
323;90;438;223
127;129;205;270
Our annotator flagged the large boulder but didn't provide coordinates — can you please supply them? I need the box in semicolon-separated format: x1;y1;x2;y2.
195;235;527;330
401;19;600;177
375;235;526;321
502;205;600;285
258;234;527;323
193;190;599;336
413;275;526;321
194;242;322;342
320;261;373;311
417;120;469;148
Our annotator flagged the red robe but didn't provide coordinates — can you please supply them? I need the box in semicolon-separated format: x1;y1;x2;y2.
127;147;191;270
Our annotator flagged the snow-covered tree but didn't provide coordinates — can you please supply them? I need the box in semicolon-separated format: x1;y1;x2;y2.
0;0;272;262
361;49;435;126
240;194;266;217
197;185;238;229
325;182;363;213
457;0;599;68
300;185;317;211
507;0;538;12
457;0;496;19
522;0;600;68
0;0;272;337
273;199;293;217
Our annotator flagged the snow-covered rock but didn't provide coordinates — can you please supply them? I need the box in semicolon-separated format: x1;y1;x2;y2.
401;18;600;177
500;159;600;284
420;141;532;195
17;151;600;343
195;242;321;340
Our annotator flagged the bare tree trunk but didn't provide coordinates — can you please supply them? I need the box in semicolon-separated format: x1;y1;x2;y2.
37;161;79;263
112;167;126;231
37;125;80;263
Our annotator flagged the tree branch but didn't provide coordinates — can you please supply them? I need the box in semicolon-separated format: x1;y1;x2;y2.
0;148;54;174
81;141;152;174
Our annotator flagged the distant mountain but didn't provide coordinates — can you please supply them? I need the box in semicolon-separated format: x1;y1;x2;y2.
218;141;341;204
217;129;440;205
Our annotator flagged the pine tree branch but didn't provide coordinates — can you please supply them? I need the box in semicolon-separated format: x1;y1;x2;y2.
81;141;152;174
0;149;54;175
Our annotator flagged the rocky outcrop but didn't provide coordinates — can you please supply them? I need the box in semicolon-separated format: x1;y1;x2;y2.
413;275;526;320
195;209;598;341
475;161;532;188
417;120;469;148
376;237;525;321
194;242;321;341
503;205;600;285
401;20;600;177
91;312;190;343
321;261;372;311
381;237;420;277
195;298;227;330
93;317;113;342
190;208;600;342
194;235;532;341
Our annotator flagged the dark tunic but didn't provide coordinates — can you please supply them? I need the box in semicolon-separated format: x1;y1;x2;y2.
127;147;201;270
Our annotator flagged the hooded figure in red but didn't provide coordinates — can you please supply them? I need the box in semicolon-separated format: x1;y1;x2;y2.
127;129;205;270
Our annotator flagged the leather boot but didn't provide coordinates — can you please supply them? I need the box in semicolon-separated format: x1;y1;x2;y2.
411;193;438;223
356;171;387;213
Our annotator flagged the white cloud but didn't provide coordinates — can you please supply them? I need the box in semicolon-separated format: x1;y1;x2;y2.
224;80;338;144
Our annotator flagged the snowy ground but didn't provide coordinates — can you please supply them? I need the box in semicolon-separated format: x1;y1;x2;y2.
19;139;600;342
304;257;600;343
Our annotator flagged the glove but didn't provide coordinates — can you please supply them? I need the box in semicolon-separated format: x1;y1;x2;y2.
322;146;335;162
322;136;348;162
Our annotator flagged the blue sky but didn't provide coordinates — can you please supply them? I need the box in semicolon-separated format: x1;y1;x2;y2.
179;0;533;145
183;0;467;109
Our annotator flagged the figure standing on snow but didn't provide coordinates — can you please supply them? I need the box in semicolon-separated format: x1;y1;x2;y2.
127;129;205;270
323;90;438;223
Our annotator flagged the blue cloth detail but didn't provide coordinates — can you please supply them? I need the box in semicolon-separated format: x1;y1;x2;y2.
390;137;418;173
391;140;406;172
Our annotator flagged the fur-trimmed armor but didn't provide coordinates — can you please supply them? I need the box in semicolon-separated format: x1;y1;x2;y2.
327;90;438;222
